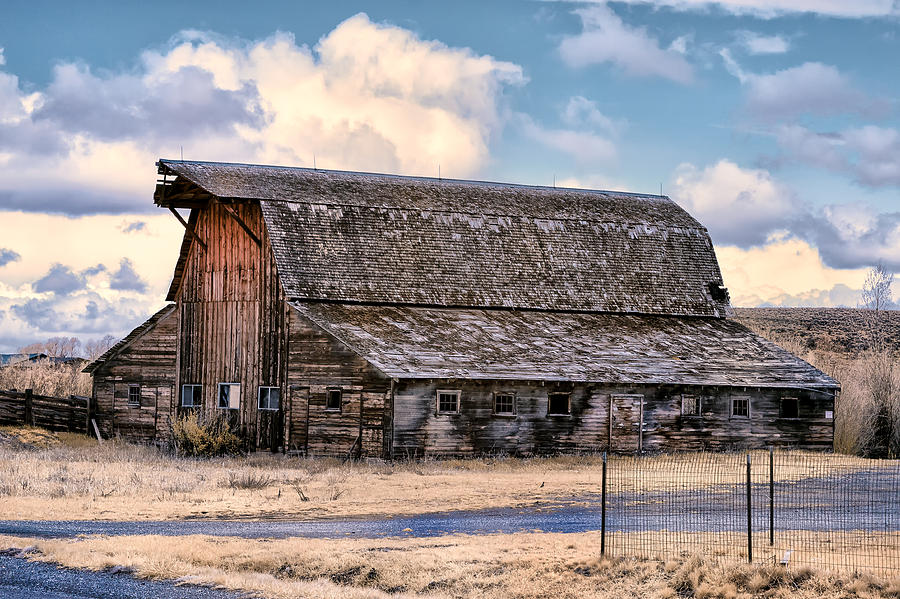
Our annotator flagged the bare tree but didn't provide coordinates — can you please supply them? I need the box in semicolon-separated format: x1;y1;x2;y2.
18;336;82;358
84;335;118;361
861;262;894;351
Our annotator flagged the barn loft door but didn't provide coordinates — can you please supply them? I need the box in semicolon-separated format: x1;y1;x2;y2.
610;394;644;454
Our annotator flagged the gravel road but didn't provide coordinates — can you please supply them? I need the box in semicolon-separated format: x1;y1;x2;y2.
0;555;251;599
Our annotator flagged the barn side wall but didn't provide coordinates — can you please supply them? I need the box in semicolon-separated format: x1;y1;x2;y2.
285;308;392;457
175;200;287;449
391;379;835;456
91;310;178;442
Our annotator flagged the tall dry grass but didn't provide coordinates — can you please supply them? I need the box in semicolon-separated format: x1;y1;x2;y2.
0;360;91;397
2;532;897;599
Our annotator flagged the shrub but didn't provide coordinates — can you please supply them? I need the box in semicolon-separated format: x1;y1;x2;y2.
170;411;243;457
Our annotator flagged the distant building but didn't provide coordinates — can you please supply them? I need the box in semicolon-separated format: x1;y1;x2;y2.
84;159;838;454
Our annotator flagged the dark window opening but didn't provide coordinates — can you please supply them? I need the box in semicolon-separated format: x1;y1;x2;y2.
259;387;280;411
326;388;342;411
181;384;201;408
127;385;141;406
708;281;729;302
781;397;799;419
493;393;516;415
732;397;749;418
681;394;701;416
437;390;460;414
548;392;570;415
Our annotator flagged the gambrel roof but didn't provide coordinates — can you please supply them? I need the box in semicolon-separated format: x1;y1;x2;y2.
158;160;730;318
292;303;839;388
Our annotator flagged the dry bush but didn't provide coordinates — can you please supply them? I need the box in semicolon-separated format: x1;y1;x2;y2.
224;471;271;491
170;411;243;457
0;360;90;397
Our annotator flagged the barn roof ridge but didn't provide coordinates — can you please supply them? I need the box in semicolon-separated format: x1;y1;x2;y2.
157;158;667;200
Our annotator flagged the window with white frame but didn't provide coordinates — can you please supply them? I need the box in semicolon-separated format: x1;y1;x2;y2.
681;394;701;417
218;383;241;410
493;393;516;415
127;385;141;407
731;396;750;418
437;390;460;414
325;388;342;412
181;384;201;408
258;387;280;411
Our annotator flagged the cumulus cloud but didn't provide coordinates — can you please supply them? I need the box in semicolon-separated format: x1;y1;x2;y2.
736;31;790;54
32;264;85;295
109;258;148;293
561;96;623;135
592;0;900;19
671;159;799;246
720;50;884;119
0;248;20;267
0;14;525;215
775;124;900;187
559;4;694;84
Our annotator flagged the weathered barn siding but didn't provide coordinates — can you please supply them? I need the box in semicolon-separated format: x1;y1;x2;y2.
392;380;834;456
175;200;287;449
285;307;391;456
89;307;177;441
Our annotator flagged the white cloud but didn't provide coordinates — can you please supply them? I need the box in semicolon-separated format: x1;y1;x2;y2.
736;31;790;54
717;235;870;307
593;0;899;19
671;159;799;246
561;96;622;135
0;13;526;215
775;124;900;187
520;115;618;166
559;4;694;84
720;49;880;118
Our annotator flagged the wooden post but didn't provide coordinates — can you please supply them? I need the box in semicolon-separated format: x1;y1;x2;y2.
601;451;608;556
86;394;92;436
24;389;33;426
746;453;753;563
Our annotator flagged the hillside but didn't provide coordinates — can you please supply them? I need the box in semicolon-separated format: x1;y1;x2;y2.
734;307;900;355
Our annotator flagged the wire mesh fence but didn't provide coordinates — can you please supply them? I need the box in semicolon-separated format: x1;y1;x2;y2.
601;450;900;576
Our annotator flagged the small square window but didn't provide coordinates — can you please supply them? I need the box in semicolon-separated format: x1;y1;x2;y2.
493;393;516;415
732;397;749;418
218;383;241;410
326;388;342;411
437;390;460;414
181;384;201;408
258;387;280;411
681;394;701;417
127;385;141;406
781;397;799;419
548;392;570;416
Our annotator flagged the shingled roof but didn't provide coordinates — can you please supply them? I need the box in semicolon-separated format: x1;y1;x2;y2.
292;303;839;389
83;304;176;373
159;159;730;318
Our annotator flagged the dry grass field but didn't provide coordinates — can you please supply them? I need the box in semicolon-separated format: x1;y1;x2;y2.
0;427;879;522
2;532;899;599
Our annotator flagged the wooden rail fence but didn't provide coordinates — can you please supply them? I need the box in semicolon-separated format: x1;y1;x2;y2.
0;389;90;434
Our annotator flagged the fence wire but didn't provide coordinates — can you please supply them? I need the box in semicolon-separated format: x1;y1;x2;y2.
602;450;900;576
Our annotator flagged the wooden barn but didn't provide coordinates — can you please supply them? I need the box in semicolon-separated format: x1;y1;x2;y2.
84;159;839;455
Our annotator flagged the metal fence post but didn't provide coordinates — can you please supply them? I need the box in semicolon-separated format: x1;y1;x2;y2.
601;451;607;556
769;446;774;547
746;453;753;563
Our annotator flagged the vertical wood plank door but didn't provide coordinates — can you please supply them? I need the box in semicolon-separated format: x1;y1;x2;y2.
258;408;284;453
289;386;309;455
610;394;644;453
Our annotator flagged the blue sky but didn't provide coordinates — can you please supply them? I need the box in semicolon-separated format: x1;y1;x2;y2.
0;0;898;351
